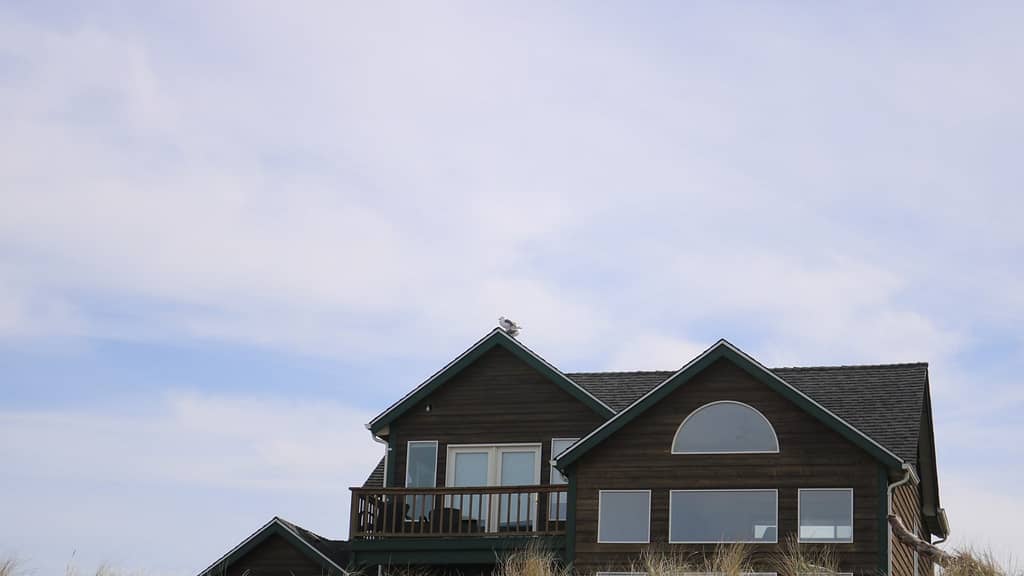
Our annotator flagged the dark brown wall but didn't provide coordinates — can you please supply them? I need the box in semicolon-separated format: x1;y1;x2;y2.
225;534;324;576
387;345;607;488
892;482;931;576
572;359;882;575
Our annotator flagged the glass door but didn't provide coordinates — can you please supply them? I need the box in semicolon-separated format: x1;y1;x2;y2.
497;447;539;531
448;449;491;531
446;444;540;533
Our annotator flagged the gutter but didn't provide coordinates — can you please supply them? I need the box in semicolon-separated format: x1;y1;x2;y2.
887;463;919;576
933;508;951;545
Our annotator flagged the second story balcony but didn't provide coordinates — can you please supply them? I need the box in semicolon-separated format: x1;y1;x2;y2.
350;484;568;539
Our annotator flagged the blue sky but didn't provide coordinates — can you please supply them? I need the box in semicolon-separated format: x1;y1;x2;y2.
1;1;1023;574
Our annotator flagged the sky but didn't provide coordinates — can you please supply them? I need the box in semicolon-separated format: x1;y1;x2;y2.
0;1;1022;574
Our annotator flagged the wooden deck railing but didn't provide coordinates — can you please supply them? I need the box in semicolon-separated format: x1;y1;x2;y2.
350;485;567;539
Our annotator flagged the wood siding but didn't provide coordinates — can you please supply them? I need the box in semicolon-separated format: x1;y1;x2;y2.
572;359;882;575
387;345;607;489
892;482;931;576
225;534;324;576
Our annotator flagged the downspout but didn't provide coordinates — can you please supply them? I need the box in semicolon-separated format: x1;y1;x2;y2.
367;426;389;576
370;431;389;487
887;463;918;576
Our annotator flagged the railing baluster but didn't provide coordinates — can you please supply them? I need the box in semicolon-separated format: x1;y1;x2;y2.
348;485;566;539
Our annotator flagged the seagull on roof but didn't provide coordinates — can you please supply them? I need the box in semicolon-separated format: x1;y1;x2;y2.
498;316;521;337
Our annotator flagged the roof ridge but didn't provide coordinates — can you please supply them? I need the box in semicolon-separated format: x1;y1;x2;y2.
567;369;675;375
568;362;928;376
772;362;929;371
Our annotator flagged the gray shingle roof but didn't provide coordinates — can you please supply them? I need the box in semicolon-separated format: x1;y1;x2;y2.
570;363;928;465
363;457;385;488
362;362;928;488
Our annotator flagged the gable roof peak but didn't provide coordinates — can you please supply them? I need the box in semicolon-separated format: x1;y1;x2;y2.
367;328;615;433
556;337;906;471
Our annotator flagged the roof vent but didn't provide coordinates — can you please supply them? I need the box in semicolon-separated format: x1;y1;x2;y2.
498;316;521;338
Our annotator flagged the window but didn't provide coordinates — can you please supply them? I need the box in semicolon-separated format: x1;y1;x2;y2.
549;438;577;521
405;441;438;519
598;490;651;543
673;401;779;454
799;489;853;543
670;489;778;543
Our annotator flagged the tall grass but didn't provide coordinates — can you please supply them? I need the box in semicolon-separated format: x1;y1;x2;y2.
944;547;1020;576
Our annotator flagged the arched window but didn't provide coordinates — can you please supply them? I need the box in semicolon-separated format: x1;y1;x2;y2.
672;401;779;454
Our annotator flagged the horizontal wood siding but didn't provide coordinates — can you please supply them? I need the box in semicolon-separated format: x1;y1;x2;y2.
225;534;323;576
891;482;929;576
573;359;881;575
389;345;606;490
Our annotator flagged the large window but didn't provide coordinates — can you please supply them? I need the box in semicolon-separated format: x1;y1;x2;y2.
799;489;853;543
549;438;577;521
670;489;778;543
598;490;651;543
405;441;438;519
673;401;779;454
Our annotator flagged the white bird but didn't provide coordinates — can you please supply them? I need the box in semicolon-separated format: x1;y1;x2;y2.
498;316;521;337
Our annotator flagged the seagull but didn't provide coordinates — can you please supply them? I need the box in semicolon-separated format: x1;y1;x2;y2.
498;316;521;337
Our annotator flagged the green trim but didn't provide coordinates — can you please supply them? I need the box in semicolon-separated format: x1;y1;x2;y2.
556;341;904;471
879;465;890;576
350;536;566;566
369;330;614;434
566;468;577;567
199;518;346;576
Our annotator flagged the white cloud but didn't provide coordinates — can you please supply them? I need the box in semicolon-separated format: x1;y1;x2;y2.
0;392;381;575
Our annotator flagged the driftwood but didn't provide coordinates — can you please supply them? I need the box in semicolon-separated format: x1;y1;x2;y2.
888;513;952;567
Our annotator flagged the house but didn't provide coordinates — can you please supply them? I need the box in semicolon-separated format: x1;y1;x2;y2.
198;327;949;576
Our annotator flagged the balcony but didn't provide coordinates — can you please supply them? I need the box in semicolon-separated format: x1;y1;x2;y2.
350;485;567;539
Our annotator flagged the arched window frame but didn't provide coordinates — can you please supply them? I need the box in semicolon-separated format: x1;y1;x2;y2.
671;400;780;454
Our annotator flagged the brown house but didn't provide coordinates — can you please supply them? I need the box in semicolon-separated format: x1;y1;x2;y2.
198;328;949;576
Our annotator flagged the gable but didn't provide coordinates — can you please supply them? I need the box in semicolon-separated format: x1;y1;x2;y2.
197;518;348;576
557;340;905;471
368;329;614;434
225;533;323;576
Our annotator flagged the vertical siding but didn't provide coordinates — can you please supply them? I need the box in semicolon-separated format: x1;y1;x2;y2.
388;345;607;488
891;482;929;576
572;359;882;575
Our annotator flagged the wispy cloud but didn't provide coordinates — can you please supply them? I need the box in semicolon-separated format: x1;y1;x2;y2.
1;1;1023;573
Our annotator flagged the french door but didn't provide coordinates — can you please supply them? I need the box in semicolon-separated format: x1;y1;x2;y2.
446;444;541;532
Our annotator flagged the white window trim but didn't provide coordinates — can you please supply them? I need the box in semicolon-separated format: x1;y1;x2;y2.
669;488;779;544
597;489;652;544
405;440;438;488
797;488;854;544
679;569;774;573
672;400;780;454
444;443;543;487
550;438;578;484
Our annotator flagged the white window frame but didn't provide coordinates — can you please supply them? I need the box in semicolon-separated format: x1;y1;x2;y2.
597;489;651;544
684;569;778;573
445;443;543;532
550;438;578;484
405;440;438;488
798;488;854;544
669;489;779;544
672;400;780;454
